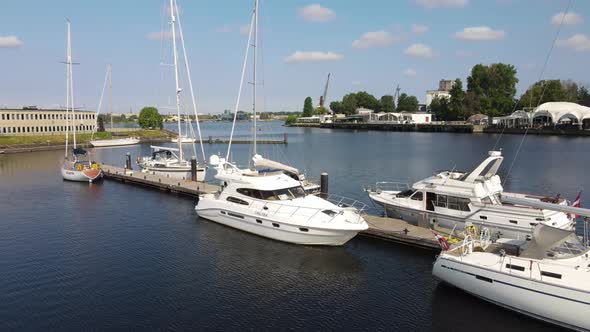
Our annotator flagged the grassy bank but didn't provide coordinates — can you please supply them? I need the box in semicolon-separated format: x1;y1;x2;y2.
0;130;169;146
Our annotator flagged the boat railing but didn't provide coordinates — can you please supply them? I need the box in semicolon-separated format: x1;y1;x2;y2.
227;194;367;224
368;181;410;193
320;193;369;214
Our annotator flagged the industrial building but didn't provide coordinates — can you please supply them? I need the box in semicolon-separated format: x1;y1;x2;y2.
0;107;96;136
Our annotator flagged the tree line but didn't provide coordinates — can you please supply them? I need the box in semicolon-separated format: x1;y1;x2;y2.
429;63;590;121
301;92;421;117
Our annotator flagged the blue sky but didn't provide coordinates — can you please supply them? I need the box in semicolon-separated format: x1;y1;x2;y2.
1;0;589;114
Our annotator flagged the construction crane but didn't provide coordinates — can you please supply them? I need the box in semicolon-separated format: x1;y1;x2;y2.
319;73;331;108
393;84;401;102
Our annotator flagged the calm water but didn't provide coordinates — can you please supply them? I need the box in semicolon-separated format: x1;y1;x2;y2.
1;121;586;331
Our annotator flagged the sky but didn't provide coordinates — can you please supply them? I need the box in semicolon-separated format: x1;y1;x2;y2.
1;0;589;114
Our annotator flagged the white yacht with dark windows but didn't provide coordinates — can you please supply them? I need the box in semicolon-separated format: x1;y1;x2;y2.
367;151;575;239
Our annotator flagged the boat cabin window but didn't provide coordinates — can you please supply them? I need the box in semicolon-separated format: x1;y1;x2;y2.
226;196;250;206
434;194;470;211
410;191;423;201
396;189;415;198
237;186;306;201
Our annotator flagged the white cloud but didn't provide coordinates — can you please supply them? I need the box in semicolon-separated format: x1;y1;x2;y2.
556;34;590;52
414;0;467;9
284;51;343;63
0;35;23;48
403;68;417;77
239;24;251;36
404;43;433;58
146;31;176;41
352;31;401;49
411;24;428;34
551;12;582;25
454;26;505;41
298;4;336;22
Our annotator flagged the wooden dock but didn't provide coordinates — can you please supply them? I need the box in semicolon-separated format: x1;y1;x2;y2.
101;164;219;196
100;163;452;251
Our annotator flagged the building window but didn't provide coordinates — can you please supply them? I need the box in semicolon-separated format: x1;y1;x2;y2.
1;114;4;120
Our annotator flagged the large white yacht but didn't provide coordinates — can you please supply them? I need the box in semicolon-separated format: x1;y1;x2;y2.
433;220;590;330
367;151;574;239
196;155;368;245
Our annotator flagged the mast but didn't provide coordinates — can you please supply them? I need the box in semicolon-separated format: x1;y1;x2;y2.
169;0;183;160
69;22;77;149
252;0;258;155
64;20;70;157
109;64;113;131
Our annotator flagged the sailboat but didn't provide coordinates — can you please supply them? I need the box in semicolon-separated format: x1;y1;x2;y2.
171;118;197;143
137;0;206;181
60;20;102;183
90;65;140;147
195;0;368;245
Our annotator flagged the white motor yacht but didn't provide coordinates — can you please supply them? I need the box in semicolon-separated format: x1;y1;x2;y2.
138;145;205;181
196;155;368;245
367;150;574;239
433;222;590;331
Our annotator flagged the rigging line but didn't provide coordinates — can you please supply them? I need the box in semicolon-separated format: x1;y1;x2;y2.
226;8;255;161
502;0;573;183
174;0;205;163
91;65;110;141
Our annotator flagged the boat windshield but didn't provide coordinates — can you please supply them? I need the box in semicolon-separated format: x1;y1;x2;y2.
543;233;587;259
237;186;306;201
396;189;415;198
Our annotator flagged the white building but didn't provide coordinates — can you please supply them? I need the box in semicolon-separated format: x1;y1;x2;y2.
0;107;96;136
369;112;432;124
425;90;450;107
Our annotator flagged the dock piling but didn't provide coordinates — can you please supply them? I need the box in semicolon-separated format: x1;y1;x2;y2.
283;133;288;144
125;153;132;170
191;157;197;181
320;172;328;198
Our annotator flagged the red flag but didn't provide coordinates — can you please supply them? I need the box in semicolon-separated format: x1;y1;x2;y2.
569;191;582;219
432;231;450;251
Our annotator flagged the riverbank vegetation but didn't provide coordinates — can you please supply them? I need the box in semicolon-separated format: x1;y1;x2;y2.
0;130;168;146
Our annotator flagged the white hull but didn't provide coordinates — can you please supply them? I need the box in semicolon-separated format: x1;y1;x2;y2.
433;258;590;330
61;167;102;183
171;137;196;143
196;207;360;245
90;137;140;147
142;166;206;181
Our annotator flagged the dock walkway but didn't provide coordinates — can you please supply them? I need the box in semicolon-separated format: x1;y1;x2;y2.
101;163;451;251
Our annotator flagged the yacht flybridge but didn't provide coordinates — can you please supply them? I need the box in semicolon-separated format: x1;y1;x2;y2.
252;154;320;194
137;0;206;180
433;222;590;331
195;0;368;245
367;151;574;239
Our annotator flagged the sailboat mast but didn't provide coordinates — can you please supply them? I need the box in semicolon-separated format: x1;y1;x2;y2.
169;0;183;160
67;20;76;149
109;64;113;131
252;0;258;155
64;20;70;157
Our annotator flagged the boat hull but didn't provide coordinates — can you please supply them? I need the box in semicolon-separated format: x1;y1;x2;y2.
433;257;590;331
90;138;140;147
61;167;103;182
195;206;361;246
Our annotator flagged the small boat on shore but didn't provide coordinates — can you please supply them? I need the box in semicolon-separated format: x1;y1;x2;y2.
91;136;140;147
366;150;574;239
433;219;590;330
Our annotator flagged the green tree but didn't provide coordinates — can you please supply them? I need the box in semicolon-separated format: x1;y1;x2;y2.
379;95;395;113
303;96;314;117
397;93;419;113
467;63;518;116
97;114;106;132
260;112;272;120
341;93;359;115
285;114;298;125
355;91;380;111
429;97;453;121
517;80;579;109
138;106;163;129
578;85;590;107
329;101;344;114
449;78;466;119
315;106;328;114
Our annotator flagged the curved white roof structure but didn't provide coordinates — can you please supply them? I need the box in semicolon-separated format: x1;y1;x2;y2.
532;102;590;123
